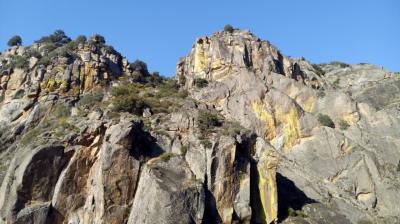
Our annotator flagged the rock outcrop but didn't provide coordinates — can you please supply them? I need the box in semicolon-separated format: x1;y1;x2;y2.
0;28;399;224
177;29;400;223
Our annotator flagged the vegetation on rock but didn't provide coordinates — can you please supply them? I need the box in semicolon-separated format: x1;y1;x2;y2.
312;63;325;76
194;78;208;88
35;29;71;45
197;109;221;134
318;113;335;128
338;119;350;130
159;151;172;162
7;35;22;46
287;207;307;218
54;103;71;118
224;24;234;33
110;76;187;115
77;92;104;108
330;61;350;68
90;34;106;44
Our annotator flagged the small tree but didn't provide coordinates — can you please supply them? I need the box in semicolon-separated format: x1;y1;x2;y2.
35;29;71;44
130;60;149;75
91;34;105;44
318;114;335;128
7;35;22;46
197;109;221;133
75;35;87;43
224;24;234;33
195;78;208;88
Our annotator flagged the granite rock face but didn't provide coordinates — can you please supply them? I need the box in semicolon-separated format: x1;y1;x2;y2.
0;32;275;224
177;29;400;223
0;29;399;224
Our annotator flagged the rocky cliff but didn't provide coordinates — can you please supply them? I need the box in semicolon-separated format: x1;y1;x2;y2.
0;29;399;224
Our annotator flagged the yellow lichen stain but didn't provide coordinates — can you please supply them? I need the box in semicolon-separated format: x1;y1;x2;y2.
277;107;301;152
213;145;236;224
194;42;208;73
252;101;301;152
252;101;276;141
210;59;223;71
339;138;356;156
40;77;65;93
257;152;278;224
59;81;68;92
301;96;315;113
55;64;65;73
342;112;359;125
81;62;98;91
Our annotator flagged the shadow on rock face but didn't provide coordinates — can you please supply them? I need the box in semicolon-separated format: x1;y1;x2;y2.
129;122;164;160
202;175;223;224
276;173;316;221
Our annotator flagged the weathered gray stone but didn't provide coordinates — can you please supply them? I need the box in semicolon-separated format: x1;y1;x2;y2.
128;156;205;224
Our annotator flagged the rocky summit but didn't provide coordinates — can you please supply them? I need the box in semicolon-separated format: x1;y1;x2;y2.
0;28;399;224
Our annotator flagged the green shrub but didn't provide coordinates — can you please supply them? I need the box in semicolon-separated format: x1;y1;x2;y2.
159;151;172;162
287;207;296;217
110;78;187;115
200;139;212;149
338;119;350;130
110;83;143;96
41;43;57;53
54;104;70;118
55;117;79;137
38;56;51;66
197;109;221;133
112;95;146;114
333;79;340;88
38;42;76;66
110;84;144;114
25;48;42;59
90;34;106;44
316;91;326;98
36;30;71;45
77;91;104;108
75;35;87;43
58;47;70;58
63;40;79;52
13;55;29;69
195;78;208;88
21;128;41;145
155;79;186;98
224;24;234;33
331;61;350;68
21;120;52;145
287;207;306;217
318;114;335;128
130;60;149;75
221;122;242;137
143;72;165;86
0;55;30;71
7;35;22;47
180;145;189;155
311;64;325;76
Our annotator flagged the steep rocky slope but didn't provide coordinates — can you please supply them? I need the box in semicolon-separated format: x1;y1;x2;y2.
177;29;400;224
0;29;399;224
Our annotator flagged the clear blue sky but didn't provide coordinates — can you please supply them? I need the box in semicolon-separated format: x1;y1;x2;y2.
1;0;399;75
